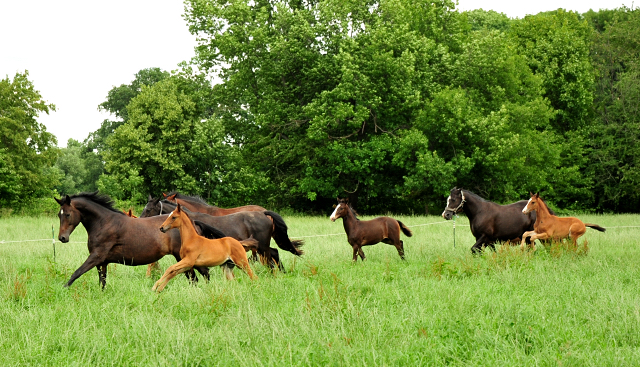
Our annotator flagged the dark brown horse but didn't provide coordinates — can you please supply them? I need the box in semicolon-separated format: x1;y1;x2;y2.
330;198;412;261
521;192;605;249
441;187;554;253
163;192;266;216
55;192;210;289
140;197;303;271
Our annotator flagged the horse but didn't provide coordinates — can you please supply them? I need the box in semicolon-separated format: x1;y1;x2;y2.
162;192;267;216
330;198;412;261
122;207;228;277
55;192;210;289
140;196;303;271
441;187;554;254
521;192;605;249
152;203;258;292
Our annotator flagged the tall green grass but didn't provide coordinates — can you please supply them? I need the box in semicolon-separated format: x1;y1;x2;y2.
0;214;639;365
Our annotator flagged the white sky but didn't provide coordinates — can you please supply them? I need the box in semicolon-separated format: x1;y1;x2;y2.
0;1;634;147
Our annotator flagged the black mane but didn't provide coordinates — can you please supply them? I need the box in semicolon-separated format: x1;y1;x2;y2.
70;192;124;215
166;191;209;205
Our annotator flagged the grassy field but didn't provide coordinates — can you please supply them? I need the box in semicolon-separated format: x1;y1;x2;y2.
0;213;639;366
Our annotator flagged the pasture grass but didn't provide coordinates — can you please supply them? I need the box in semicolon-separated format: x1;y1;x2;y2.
0;214;639;366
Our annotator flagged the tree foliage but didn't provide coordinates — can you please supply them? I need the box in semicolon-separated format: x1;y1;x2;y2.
0;71;58;208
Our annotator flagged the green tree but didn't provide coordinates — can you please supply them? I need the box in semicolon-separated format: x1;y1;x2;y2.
88;68;170;152
54;139;103;195
586;7;640;211
99;74;241;204
510;10;595;133
0;71;58;208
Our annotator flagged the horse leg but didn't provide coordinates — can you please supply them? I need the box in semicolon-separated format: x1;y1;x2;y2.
146;262;160;278
271;248;285;272
358;247;366;261
230;247;257;280
394;240;405;260
222;262;235;280
527;233;550;250
97;263;108;290
65;252;108;287
352;244;360;262
521;231;536;249
471;235;489;254
152;260;194;293
194;266;210;282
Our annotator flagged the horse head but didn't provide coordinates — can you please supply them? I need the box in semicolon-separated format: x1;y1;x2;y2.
160;203;186;233
330;197;350;222
141;195;162;217
442;187;465;220
522;192;540;214
55;195;81;243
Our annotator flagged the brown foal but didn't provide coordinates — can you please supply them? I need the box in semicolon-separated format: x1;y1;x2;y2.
520;193;605;249
330;198;412;261
152;204;257;293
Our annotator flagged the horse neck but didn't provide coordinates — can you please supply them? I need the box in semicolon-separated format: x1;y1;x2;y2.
461;190;486;221
340;205;359;234
73;198;120;233
535;199;553;220
175;212;199;244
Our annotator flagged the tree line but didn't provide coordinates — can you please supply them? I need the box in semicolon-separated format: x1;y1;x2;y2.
1;2;639;215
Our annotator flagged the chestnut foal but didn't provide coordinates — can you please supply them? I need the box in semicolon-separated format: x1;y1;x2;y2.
152;204;257;293
330;198;412;261
521;193;605;249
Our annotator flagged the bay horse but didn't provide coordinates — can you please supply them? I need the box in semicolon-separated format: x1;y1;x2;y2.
330;198;412;261
152;203;258;293
521;192;605;249
140;197;302;271
441;187;554;254
55;192;210;289
163;192;266;216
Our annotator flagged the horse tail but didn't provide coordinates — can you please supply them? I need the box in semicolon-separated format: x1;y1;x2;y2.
193;220;227;239
397;220;413;237
585;223;606;232
264;211;304;256
239;235;259;252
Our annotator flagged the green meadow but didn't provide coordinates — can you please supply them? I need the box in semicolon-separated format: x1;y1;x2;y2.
0;214;639;366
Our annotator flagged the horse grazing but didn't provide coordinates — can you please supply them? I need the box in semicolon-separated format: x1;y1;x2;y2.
152;204;258;292
521;192;605;249
55;192;210;289
441;187;553;254
140;197;303;271
330;198;412;261
163;192;267;216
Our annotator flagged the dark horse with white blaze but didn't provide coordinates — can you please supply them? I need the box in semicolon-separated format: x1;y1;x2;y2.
441;187;553;253
55;192;211;289
141;196;303;271
330;198;412;261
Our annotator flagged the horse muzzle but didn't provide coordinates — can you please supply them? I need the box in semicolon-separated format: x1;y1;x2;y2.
159;226;169;233
58;235;69;243
442;210;453;220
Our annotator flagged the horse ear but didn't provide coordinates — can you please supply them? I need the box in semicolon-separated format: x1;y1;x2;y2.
64;195;71;205
167;194;177;201
54;197;64;205
176;203;182;212
148;194;153;201
535;192;540;198
128;209;133;216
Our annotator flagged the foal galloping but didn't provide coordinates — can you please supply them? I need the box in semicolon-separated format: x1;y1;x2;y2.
330;198;412;261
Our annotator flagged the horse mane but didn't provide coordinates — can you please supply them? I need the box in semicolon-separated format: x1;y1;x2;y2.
166;191;211;206
70;192;124;215
535;195;554;216
461;189;489;203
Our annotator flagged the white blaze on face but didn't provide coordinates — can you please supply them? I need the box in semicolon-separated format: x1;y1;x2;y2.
60;209;64;215
330;204;341;221
522;198;532;213
441;196;451;217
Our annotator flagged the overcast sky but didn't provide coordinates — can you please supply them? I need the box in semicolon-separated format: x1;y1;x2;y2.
0;0;634;147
